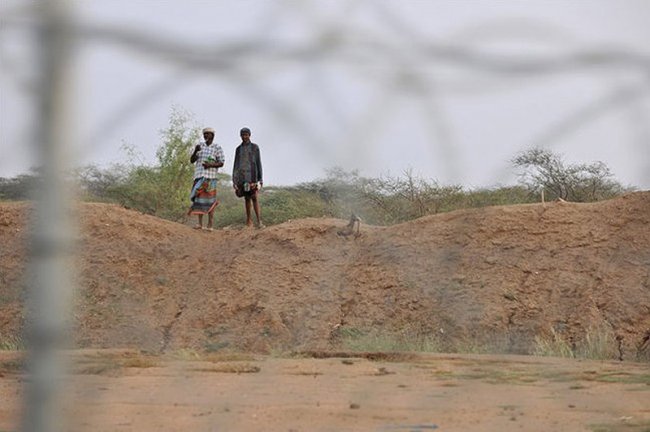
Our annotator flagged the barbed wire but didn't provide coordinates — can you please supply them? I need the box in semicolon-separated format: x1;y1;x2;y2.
3;5;648;176
4;15;650;73
4;2;649;430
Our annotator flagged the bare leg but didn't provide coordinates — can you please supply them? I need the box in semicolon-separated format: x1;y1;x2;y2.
244;196;253;227
196;214;204;229
251;193;263;227
207;211;214;229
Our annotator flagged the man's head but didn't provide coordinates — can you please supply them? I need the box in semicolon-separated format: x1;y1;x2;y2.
203;127;215;144
240;127;251;143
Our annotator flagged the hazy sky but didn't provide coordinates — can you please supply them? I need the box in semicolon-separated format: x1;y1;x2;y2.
1;0;649;188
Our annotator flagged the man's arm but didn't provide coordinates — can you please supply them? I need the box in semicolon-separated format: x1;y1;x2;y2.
215;146;225;168
232;146;240;187
190;144;201;163
255;145;263;184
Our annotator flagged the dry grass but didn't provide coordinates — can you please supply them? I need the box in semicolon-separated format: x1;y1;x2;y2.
287;370;323;376
576;326;619;360
119;355;159;368
335;326;533;356
0;357;25;375
298;350;417;362
74;351;159;375
337;327;443;353
589;420;650;432
455;369;539;385
167;348;203;361
167;349;255;363
169;350;261;373
410;356;650;387
1;350;161;376
191;363;261;374
0;334;23;351
448;331;529;355
534;327;575;358
202;352;256;363
534;325;621;360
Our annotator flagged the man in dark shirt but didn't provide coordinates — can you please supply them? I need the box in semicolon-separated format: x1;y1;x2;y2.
232;127;264;228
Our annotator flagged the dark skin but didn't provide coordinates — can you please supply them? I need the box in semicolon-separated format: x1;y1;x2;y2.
233;131;263;228
191;132;224;169
191;131;223;230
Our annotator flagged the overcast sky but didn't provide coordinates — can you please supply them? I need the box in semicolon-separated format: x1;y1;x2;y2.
1;0;649;188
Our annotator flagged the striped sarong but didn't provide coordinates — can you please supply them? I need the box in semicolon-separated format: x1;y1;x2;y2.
188;177;219;215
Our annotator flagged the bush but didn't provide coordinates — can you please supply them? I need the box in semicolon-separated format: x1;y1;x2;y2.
512;148;626;202
296;168;466;225
0;174;41;201
258;189;329;225
2;134;630;227
461;186;534;208
294;167;366;218
76;165;127;203
84;106;201;221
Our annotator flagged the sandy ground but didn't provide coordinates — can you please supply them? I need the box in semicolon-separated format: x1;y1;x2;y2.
1;194;649;431
2;193;649;358
1;350;649;432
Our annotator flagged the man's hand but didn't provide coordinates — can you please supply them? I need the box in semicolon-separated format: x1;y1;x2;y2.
202;160;223;169
194;144;201;153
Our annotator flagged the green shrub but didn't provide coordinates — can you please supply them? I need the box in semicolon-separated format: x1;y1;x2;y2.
85;106;200;221
4;117;630;227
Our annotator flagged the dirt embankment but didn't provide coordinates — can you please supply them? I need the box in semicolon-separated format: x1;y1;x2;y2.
1;192;649;358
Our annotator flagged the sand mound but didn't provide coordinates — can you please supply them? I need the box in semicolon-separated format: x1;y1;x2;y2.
1;192;649;358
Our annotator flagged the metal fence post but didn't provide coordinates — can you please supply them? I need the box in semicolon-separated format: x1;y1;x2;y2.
22;1;76;431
